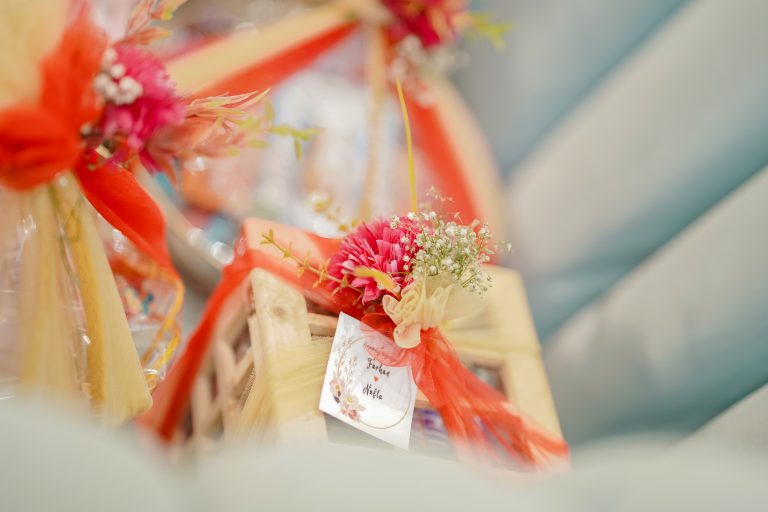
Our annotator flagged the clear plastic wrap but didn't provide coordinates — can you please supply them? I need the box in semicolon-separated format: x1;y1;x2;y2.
0;173;154;424
100;220;182;390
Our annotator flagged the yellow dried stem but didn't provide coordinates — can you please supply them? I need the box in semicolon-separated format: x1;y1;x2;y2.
357;26;387;220
18;185;79;400
52;173;151;424
395;78;418;213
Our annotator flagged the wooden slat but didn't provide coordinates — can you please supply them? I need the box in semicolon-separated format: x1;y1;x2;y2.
246;269;328;443
190;376;212;434
307;313;338;337
232;348;255;397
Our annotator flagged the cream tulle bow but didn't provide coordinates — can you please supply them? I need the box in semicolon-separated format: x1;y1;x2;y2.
382;274;482;348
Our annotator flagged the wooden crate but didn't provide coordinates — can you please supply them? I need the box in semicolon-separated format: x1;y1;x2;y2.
182;262;563;458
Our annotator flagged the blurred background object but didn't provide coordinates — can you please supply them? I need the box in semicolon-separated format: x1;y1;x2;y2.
455;0;768;447
144;0;503;293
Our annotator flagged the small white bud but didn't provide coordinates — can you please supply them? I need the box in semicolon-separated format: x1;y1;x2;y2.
101;47;117;67
103;81;119;100
110;63;125;78
119;76;143;95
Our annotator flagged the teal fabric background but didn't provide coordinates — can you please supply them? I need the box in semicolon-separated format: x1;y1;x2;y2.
455;0;768;444
456;0;688;173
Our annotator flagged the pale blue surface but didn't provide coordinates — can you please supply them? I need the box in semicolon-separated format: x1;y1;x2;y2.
458;0;688;173
502;0;768;339
457;0;768;443
545;166;768;443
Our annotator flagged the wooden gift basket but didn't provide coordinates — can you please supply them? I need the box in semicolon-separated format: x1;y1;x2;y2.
178;220;563;458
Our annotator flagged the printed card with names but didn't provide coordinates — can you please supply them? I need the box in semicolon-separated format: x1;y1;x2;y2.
319;313;417;449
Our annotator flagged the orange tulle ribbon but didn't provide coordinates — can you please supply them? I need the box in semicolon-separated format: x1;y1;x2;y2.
0;8;105;191
140;220;568;469
361;314;569;467
0;9;176;277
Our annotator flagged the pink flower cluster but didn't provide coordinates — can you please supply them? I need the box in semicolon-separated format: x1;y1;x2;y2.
328;218;418;303
95;44;185;153
381;0;466;48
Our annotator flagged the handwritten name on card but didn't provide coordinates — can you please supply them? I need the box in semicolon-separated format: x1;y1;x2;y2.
319;313;417;449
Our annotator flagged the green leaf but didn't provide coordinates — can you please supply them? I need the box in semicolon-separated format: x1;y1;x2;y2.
265;101;275;124
466;12;512;51
293;138;303;159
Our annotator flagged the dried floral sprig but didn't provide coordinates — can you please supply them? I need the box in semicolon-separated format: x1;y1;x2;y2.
384;3;509;102
121;0;188;47
392;211;494;294
89;0;317;178
382;0;466;48
263;102;321;159
308;191;361;234
259;229;363;301
141;91;267;174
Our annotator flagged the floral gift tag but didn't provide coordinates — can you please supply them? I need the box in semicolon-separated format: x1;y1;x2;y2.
319;313;417;450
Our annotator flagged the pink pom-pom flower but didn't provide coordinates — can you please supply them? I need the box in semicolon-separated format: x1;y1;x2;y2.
328;218;418;303
381;0;466;48
94;44;185;154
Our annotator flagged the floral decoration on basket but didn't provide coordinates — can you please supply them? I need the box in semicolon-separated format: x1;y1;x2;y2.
142;81;569;470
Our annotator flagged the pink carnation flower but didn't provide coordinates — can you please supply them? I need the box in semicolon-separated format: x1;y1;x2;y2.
381;0;466;48
95;44;185;153
328;218;418;303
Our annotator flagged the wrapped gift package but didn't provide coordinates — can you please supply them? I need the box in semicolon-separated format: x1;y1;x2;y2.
0;0;277;424
161;220;562;464
0;174;154;423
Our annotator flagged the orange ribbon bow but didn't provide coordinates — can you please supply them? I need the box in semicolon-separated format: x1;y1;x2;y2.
0;10;176;275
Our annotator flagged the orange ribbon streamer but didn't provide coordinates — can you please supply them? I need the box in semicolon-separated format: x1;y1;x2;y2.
362;314;569;467
140;220;568;469
77;154;177;275
0;9;177;277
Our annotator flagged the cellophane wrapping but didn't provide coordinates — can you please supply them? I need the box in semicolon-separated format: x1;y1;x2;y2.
0;172;176;423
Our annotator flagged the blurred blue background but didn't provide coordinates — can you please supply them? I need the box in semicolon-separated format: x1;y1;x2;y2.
455;0;768;446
